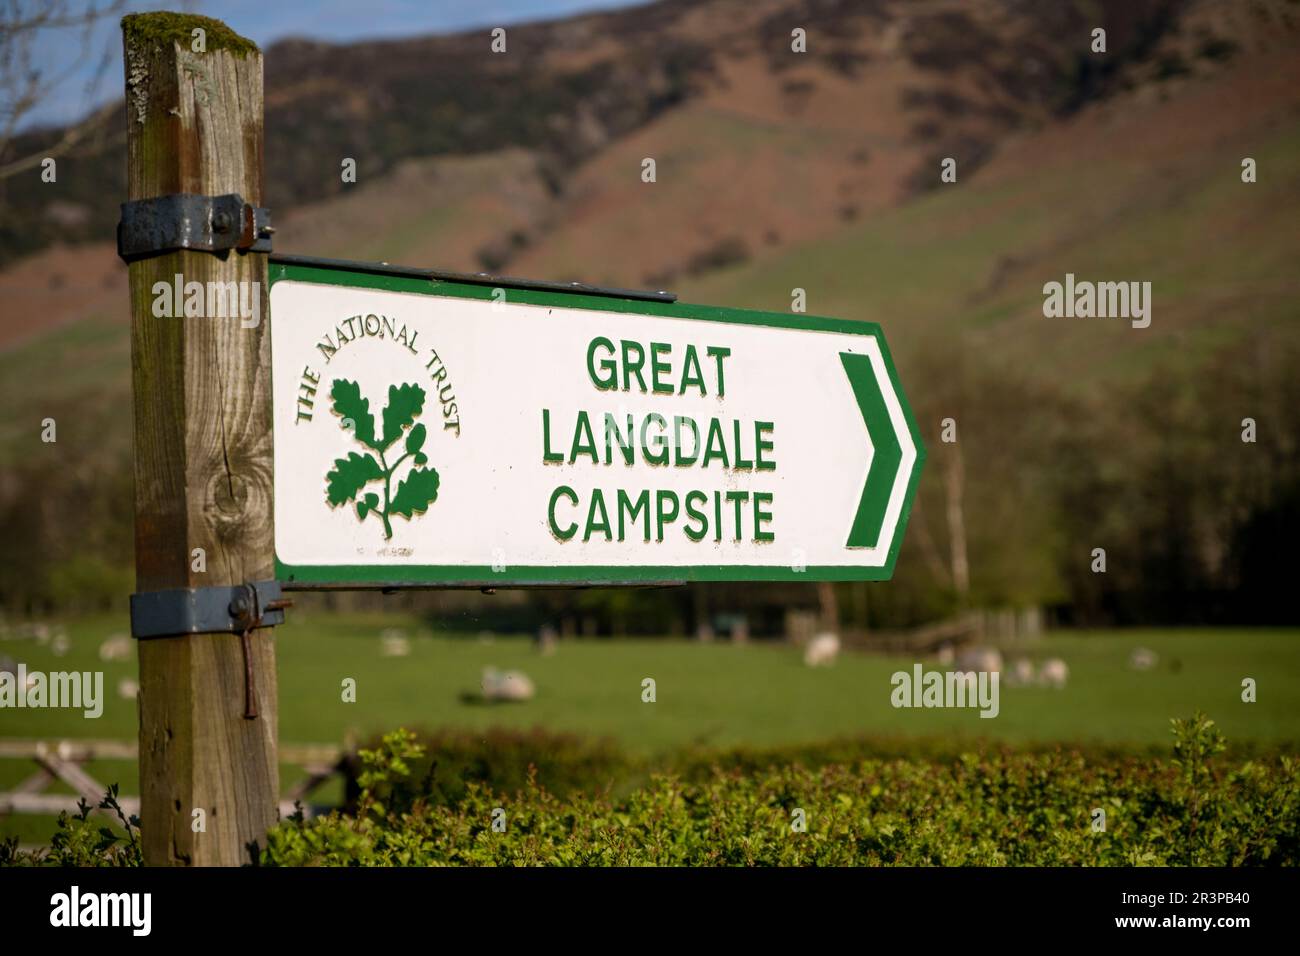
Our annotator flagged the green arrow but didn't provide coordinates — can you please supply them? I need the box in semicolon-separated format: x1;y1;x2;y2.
841;351;902;549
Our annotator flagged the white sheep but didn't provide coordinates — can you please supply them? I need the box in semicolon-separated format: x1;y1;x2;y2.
1039;657;1068;689
955;646;1003;674
803;632;841;667
481;667;535;702
379;629;410;657
1129;647;1158;671
99;634;132;662
1006;657;1035;687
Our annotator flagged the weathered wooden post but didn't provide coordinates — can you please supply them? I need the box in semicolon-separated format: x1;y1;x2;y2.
121;12;279;865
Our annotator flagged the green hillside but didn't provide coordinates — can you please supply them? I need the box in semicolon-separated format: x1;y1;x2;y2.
1;25;1297;622
688;118;1300;391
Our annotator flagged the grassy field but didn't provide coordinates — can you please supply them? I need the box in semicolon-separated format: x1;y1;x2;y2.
3;613;1297;752
2;613;1296;845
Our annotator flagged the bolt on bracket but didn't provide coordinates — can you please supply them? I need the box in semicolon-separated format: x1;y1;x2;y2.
130;580;289;640
117;192;273;263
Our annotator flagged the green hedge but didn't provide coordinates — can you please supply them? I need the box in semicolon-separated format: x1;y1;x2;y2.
5;714;1296;866
335;723;1293;812
262;714;1299;866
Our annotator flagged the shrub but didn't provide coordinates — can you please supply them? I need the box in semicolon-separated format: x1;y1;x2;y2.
7;714;1296;867
1;784;141;867
338;726;631;810
263;714;1300;867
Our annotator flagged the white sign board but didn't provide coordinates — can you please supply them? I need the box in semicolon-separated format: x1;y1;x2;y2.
269;259;924;586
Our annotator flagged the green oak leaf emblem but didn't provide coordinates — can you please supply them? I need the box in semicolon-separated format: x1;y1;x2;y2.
325;379;440;540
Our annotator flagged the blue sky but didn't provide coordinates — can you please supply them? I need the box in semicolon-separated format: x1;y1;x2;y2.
22;0;647;131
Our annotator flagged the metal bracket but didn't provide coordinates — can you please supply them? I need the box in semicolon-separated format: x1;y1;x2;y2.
270;253;677;303
130;580;288;640
117;192;273;263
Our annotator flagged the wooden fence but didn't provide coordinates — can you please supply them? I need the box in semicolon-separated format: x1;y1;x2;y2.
0;739;344;824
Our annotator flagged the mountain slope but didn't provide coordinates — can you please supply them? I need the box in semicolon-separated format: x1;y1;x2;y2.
0;0;1297;620
1;0;1243;269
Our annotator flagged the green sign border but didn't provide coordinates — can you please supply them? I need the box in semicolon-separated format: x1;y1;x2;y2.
269;258;925;588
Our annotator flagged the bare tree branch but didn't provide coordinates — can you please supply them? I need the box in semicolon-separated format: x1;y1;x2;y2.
0;0;127;181
0;97;120;178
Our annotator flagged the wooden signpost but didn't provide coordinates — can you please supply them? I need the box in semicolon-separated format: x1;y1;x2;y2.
122;14;279;865
121;12;923;865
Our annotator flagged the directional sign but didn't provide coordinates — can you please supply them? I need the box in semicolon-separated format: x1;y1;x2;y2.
268;257;924;587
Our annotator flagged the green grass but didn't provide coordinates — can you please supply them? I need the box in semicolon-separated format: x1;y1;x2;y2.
0;317;130;465
2;613;1296;754
2;613;1296;843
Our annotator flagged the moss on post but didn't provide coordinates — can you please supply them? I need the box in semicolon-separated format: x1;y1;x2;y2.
122;11;259;58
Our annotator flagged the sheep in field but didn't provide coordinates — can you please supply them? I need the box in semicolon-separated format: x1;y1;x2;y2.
1129;647;1158;671
481;667;535;702
1006;657;1036;687
804;633;841;667
99;634;132;662
1039;657;1069;689
954;646;1003;675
